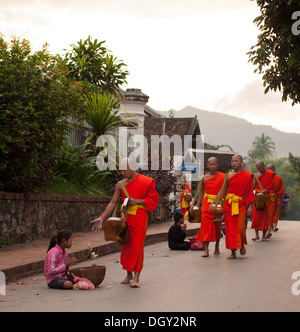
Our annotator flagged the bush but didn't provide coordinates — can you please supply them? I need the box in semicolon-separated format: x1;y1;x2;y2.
0;36;85;192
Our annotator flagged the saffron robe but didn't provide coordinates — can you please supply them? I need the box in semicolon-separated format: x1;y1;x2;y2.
180;183;192;214
120;174;159;273
196;172;225;243
251;170;275;231
272;174;285;224
224;170;255;250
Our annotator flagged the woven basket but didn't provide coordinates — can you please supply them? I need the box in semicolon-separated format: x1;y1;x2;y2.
70;265;106;287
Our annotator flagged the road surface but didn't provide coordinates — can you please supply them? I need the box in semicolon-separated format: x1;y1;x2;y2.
1;221;300;312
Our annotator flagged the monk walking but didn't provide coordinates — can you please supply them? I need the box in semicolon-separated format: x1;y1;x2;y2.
213;155;255;259
251;161;275;242
267;164;285;233
195;157;225;257
91;158;159;288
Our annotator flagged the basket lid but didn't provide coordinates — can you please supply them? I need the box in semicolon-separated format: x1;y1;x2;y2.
107;217;123;221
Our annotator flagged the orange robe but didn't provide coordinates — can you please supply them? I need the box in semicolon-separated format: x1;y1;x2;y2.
196;172;225;243
251;170;275;231
272;174;285;224
224;170;255;250
180;183;192;214
120;174;159;273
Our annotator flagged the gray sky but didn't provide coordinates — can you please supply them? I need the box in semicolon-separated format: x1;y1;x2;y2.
1;0;300;134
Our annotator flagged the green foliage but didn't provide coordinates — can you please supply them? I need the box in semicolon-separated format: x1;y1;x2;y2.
43;144;111;196
65;35;129;96
0;236;6;248
0;36;85;192
288;153;300;185
247;133;275;161
248;0;300;105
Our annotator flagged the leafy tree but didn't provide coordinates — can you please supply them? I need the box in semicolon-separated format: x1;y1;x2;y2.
248;0;300;105
83;92;132;154
288;153;300;185
65;36;129;96
247;133;275;160
0;36;84;192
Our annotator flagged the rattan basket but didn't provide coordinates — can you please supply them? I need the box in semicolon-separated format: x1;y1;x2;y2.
70;265;106;287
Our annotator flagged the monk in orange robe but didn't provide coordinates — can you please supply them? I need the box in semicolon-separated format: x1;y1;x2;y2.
91;158;159;288
251;161;275;241
178;175;192;214
267;164;285;232
195;157;225;257
213;155;255;259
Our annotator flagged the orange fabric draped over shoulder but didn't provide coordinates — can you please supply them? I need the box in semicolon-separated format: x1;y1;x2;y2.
224;170;255;250
120;174;159;273
196;172;226;243
251;170;275;231
272;174;285;224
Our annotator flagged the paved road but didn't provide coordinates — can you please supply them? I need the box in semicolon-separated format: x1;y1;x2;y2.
1;221;300;312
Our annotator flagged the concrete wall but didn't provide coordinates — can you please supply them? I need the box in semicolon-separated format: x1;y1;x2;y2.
0;192;168;245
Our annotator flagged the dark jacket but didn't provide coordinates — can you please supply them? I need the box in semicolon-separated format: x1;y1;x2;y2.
168;223;187;249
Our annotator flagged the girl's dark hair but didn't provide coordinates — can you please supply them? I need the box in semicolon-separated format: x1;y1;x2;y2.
47;230;72;252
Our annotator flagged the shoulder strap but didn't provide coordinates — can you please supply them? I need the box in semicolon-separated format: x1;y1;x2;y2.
214;173;229;206
191;176;204;206
119;180;130;198
254;173;264;191
112;180;130;217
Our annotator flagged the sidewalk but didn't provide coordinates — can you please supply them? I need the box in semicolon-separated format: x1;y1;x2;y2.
0;221;200;282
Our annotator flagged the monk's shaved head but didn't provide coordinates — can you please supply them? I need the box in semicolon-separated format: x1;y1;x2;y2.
267;164;275;172
208;157;218;163
256;160;264;167
233;154;243;162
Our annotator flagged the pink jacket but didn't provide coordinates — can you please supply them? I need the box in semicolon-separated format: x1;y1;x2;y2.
44;244;68;283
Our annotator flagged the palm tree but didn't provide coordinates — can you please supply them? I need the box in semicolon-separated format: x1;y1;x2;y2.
83;92;133;155
251;133;276;159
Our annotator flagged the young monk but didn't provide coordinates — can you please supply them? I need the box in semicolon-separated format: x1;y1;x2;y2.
91;158;159;288
195;157;225;257
213;155;255;259
178;175;192;214
267;164;285;233
251;161;275;241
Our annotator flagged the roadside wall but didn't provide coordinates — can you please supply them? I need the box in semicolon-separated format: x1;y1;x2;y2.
0;192;168;245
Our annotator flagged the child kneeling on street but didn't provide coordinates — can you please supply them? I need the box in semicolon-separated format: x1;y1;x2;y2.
44;230;77;289
168;212;190;250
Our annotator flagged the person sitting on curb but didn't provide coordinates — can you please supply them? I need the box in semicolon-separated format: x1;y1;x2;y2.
168;212;190;251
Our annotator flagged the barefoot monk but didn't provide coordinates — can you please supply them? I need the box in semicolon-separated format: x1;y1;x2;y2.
91;158;159;288
213;155;255;259
251;161;275;242
195;157;225;257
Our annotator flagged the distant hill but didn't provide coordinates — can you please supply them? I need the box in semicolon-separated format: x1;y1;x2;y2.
159;106;300;158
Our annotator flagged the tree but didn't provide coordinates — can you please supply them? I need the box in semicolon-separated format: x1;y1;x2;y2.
65;36;129;96
248;0;300;105
0;36;84;192
248;133;275;160
83;92;132;154
289;153;300;185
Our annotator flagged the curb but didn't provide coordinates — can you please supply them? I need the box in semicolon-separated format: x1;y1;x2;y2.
3;228;198;282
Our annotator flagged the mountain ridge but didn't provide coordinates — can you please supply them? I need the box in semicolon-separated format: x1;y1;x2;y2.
159;106;300;158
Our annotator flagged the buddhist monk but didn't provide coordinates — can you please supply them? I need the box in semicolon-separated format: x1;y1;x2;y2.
195;157;225;257
251;161;275;241
267;164;285;233
213;155;255;259
91;158;159;288
178;175;192;214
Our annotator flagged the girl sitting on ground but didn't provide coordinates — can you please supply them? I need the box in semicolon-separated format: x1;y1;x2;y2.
44;230;77;289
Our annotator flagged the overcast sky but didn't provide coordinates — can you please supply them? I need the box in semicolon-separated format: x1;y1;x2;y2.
1;0;300;134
